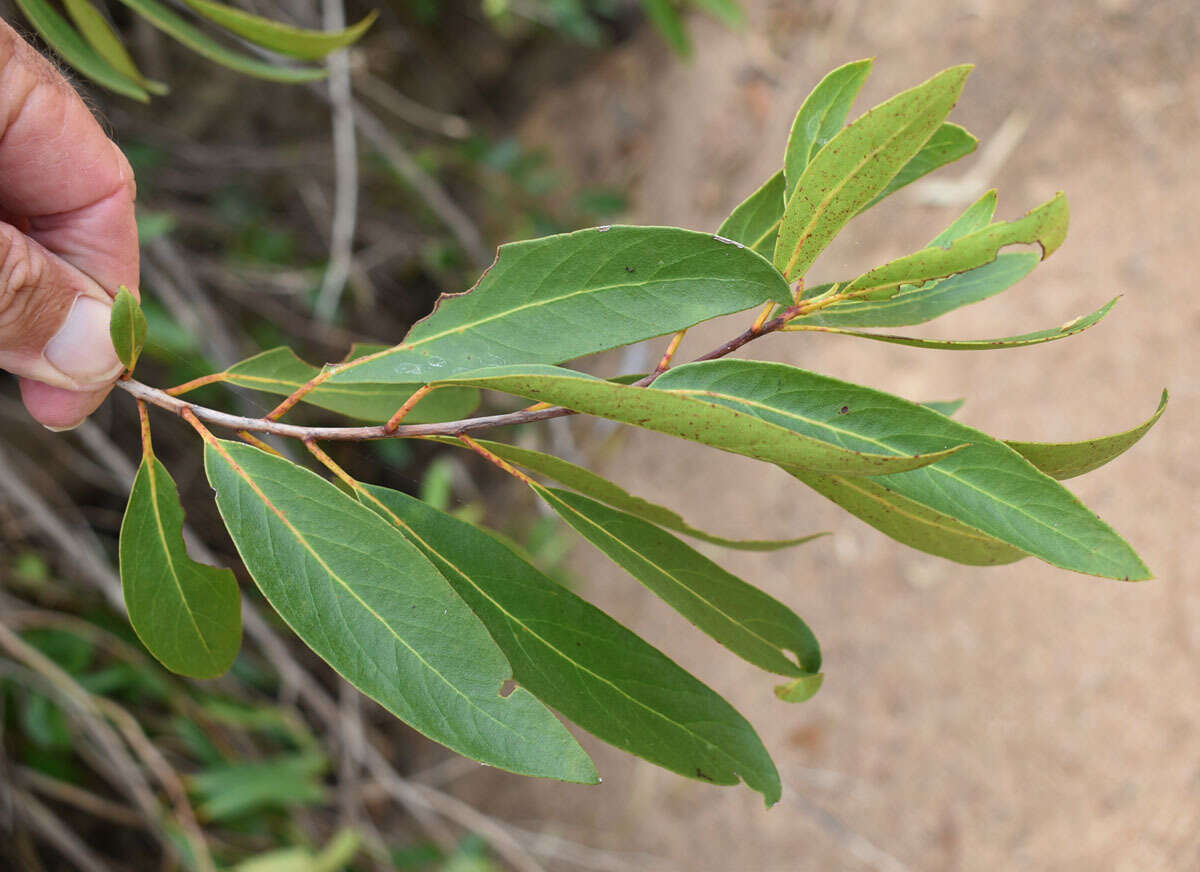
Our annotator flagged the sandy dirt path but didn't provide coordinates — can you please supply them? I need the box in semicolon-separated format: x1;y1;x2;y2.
457;3;1199;869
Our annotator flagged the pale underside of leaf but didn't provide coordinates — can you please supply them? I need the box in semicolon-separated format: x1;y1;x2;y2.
1005;389;1168;480
222;347;478;423
426;435;824;551
775;65;972;281
789;296;1117;350
784;58;874;200
327;226;792;385
203;440;597;782
430;365;966;476
177;0;377;60
357;483;783;804
650;360;1149;580
533;484;822;680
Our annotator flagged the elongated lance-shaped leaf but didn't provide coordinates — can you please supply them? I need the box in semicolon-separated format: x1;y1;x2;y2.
326;227;792;385
844;192;1070;301
784;58;874;200
356;483;783;804
860;122;978;212
14;0;150;100
791;296;1117;350
1006;390;1168;480
109;286;148;371
790;468;1027;566
716;170;784;259
120;427;240;678
430;365;966;476
61;0;167;94
643;359;1148;579
221;347;479;423
432;436;825;551
202;440;597;782
426;436;824;551
534;484;822;688
797;191;1037;328
178;0;377;60
775;65;972;281
112;0;327;82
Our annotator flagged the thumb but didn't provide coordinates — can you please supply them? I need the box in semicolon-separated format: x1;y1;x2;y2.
0;222;125;426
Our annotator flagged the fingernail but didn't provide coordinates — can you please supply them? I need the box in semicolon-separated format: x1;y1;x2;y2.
42;423;77;433
44;296;123;386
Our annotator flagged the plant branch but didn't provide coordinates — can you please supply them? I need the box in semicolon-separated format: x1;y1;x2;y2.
118;298;821;441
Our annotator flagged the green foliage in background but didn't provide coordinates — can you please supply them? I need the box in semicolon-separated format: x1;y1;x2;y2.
109;60;1163;810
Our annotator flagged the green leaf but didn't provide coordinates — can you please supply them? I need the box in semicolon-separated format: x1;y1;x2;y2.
326;226;792;385
784;58;874;200
716;170;784;259
111;0;327;82
775;673;824;703
109;286;148;371
842;192;1070;300
533;484;822;684
796;191;1037;328
860;122;978;212
120;450;241;679
427;436;824;551
202;440;597;782
1005;390;1168;480
775;65;972;280
178;0;377;60
631;359;1153;578
791;296;1117;350
61;0;168;94
14;0;150;100
922;398;964;416
643;0;691;56
356;484;782;804
191;753;327;821
430;365;966;475
222;347;480;423
799;252;1038;328
790;468;1027;566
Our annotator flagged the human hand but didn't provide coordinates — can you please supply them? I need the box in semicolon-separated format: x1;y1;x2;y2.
0;19;139;430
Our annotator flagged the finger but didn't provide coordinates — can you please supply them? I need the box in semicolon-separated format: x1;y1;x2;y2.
0;21;139;294
18;378;110;431
0;221;123;391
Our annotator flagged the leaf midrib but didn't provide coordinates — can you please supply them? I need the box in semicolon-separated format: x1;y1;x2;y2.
361;488;761;769
145;460;213;655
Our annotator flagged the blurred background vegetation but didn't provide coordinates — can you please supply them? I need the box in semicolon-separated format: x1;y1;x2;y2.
0;1;726;868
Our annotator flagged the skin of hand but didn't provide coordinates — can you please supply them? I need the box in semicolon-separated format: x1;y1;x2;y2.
0;19;139;430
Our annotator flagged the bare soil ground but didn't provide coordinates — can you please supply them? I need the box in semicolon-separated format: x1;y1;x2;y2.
460;2;1199;869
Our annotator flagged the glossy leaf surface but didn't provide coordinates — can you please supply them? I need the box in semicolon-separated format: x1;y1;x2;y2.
109;286;148;371
358;484;782;803
112;0;326;82
534;485;822;681
791;296;1117;350
431;365;965;475
1006;390;1167;480
775;65;971;280
651;359;1149;579
716;170;784;259
15;0;150;100
222;347;479;423
428;436;822;551
843;192;1069;300
328;227;792;384
784;58;874;199
178;0;377;60
120;454;241;678
203;440;596;782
